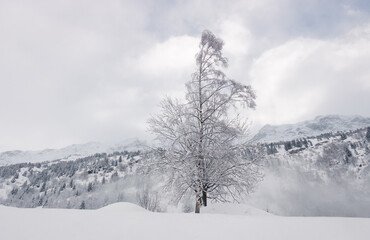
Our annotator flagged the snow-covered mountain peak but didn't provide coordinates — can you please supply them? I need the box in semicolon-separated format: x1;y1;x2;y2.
253;114;370;143
0;139;146;166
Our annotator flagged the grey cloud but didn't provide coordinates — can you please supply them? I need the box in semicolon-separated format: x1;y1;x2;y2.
249;25;370;130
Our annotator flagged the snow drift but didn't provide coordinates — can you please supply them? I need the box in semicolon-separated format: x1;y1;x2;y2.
0;202;369;240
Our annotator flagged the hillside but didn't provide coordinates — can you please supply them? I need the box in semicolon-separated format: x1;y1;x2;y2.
0;139;145;166
253;115;370;143
0;150;149;210
251;126;370;217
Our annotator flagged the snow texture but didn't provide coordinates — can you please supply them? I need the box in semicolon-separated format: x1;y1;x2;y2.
0;202;369;240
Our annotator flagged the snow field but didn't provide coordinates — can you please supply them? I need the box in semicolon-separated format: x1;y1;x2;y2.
0;202;369;240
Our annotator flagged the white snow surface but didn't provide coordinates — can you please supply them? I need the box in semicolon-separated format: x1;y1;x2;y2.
253;115;370;143
201;203;272;216
0;202;369;240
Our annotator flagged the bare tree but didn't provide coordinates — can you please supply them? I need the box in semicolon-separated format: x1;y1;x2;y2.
136;187;160;212
148;30;262;213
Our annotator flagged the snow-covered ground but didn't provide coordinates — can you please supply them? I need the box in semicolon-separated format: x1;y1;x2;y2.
0;202;369;240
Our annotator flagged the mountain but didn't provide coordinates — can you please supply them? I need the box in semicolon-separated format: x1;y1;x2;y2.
252;115;370;143
0;150;146;210
1;127;369;217
0;139;146;166
1;117;370;217
249;126;370;217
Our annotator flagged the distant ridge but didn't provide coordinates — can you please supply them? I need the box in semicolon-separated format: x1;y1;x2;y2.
0;139;146;166
252;115;370;143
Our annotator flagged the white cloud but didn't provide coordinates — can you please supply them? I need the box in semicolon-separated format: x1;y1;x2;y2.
249;24;370;128
136;35;198;78
1;0;370;150
219;18;253;56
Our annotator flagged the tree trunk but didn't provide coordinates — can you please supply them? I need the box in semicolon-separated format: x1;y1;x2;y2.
196;54;204;214
195;195;201;213
202;190;207;207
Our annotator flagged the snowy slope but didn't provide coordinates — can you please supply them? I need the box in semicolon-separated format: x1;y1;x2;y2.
0;202;369;240
250;127;370;217
0;150;145;209
253;115;370;143
0;139;146;166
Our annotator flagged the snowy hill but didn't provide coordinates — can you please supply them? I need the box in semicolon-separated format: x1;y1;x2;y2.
0;139;146;166
253;115;370;143
0;202;369;240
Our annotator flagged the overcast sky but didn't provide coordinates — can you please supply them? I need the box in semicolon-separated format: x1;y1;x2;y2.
1;0;370;151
